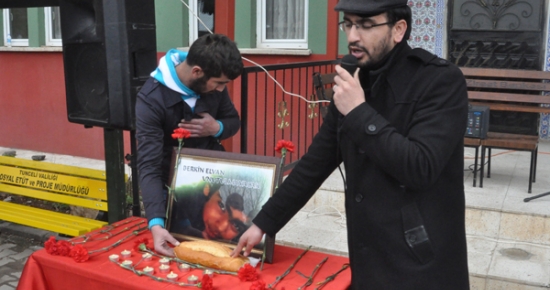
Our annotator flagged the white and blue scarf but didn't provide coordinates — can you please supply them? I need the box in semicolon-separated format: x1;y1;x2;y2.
150;49;199;110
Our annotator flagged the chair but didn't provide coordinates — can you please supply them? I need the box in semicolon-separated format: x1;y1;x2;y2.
464;137;482;187
312;71;336;118
479;132;539;193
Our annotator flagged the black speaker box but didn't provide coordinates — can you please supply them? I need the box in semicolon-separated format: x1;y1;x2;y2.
59;0;156;130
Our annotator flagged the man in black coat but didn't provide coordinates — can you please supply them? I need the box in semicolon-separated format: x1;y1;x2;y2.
136;34;243;256
232;0;470;289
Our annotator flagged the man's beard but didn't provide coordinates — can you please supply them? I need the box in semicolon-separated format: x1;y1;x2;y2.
351;35;392;71
189;75;209;94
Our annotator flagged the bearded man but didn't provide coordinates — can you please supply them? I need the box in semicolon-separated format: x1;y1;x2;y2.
233;1;470;289
136;34;243;257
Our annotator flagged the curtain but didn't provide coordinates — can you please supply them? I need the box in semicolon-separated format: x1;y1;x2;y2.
10;8;28;39
265;0;305;40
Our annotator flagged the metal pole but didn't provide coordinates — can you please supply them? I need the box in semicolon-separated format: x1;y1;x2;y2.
130;130;141;216
104;128;127;223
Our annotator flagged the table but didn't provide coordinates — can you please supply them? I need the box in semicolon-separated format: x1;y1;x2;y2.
18;217;351;290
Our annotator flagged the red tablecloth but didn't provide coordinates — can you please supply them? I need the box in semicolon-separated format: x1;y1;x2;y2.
18;217;350;290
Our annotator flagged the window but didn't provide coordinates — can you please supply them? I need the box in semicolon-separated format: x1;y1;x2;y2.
3;8;29;47
188;0;214;44
257;0;308;49
45;7;62;46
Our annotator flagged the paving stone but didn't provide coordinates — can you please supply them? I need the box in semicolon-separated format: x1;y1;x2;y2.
0;244;15;251
0;250;16;260
10;273;20;279
10;249;34;261
0;258;14;267
0;276;15;285
29;245;43;251
0;284;15;290
7;281;16;288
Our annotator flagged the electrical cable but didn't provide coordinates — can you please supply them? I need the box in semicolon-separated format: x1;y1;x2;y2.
179;0;331;105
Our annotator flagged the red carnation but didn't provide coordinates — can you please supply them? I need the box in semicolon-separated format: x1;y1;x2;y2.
133;238;150;252
200;274;214;290
44;236;57;255
56;240;72;257
249;279;267;290
275;140;295;154
172;128;191;140
238;263;259;282
69;244;89;263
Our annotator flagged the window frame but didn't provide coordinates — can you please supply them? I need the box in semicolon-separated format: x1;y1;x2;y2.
256;0;309;49
188;0;214;44
3;8;29;47
44;7;62;47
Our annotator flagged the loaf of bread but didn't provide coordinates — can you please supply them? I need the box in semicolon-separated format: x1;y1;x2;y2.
173;240;249;272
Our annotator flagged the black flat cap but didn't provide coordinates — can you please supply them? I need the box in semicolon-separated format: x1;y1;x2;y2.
335;0;408;16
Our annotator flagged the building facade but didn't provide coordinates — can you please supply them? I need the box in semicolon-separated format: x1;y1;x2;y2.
0;0;548;161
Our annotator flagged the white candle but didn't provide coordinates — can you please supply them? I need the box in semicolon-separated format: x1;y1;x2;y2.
203;269;214;278
142;253;152;261
166;271;178;281
143;266;154;274
121;260;133;267
121;249;131;258
109;254;119;262
178;263;191;272
159;257;170;265
187;275;199;285
159;264;170;273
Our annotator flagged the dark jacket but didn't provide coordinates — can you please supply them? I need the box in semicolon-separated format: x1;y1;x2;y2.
136;77;240;222
254;43;470;289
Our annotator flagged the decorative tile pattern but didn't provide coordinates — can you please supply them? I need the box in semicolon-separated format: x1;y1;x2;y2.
408;0;438;53
408;0;550;139
408;0;445;56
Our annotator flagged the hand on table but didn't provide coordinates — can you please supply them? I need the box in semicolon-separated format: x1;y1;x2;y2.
179;112;220;137
151;225;180;256
230;224;265;257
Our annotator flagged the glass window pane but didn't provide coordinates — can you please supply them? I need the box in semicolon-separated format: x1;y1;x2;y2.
265;0;305;40
197;0;214;38
51;7;61;39
10;8;28;39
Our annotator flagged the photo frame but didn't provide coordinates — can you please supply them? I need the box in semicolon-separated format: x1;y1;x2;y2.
166;148;281;263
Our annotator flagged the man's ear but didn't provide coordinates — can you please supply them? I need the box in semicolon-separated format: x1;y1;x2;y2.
392;19;407;43
203;184;210;196
191;65;204;78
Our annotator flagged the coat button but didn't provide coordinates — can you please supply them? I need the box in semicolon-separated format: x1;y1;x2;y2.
367;124;377;132
407;234;417;243
355;194;363;202
439;59;446;64
358;148;365;154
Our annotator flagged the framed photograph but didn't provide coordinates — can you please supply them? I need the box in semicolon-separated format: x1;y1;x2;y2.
166;148;281;263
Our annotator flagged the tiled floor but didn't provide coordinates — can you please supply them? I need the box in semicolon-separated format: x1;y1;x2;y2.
275;141;550;254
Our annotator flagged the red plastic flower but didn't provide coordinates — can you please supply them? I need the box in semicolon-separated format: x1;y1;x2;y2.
200;274;214;290
69;244;89;263
249;279;267;290
133;238;150;252
171;128;191;140
56;240;72;257
275;140;295;154
44;236;57;255
238;263;259;282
